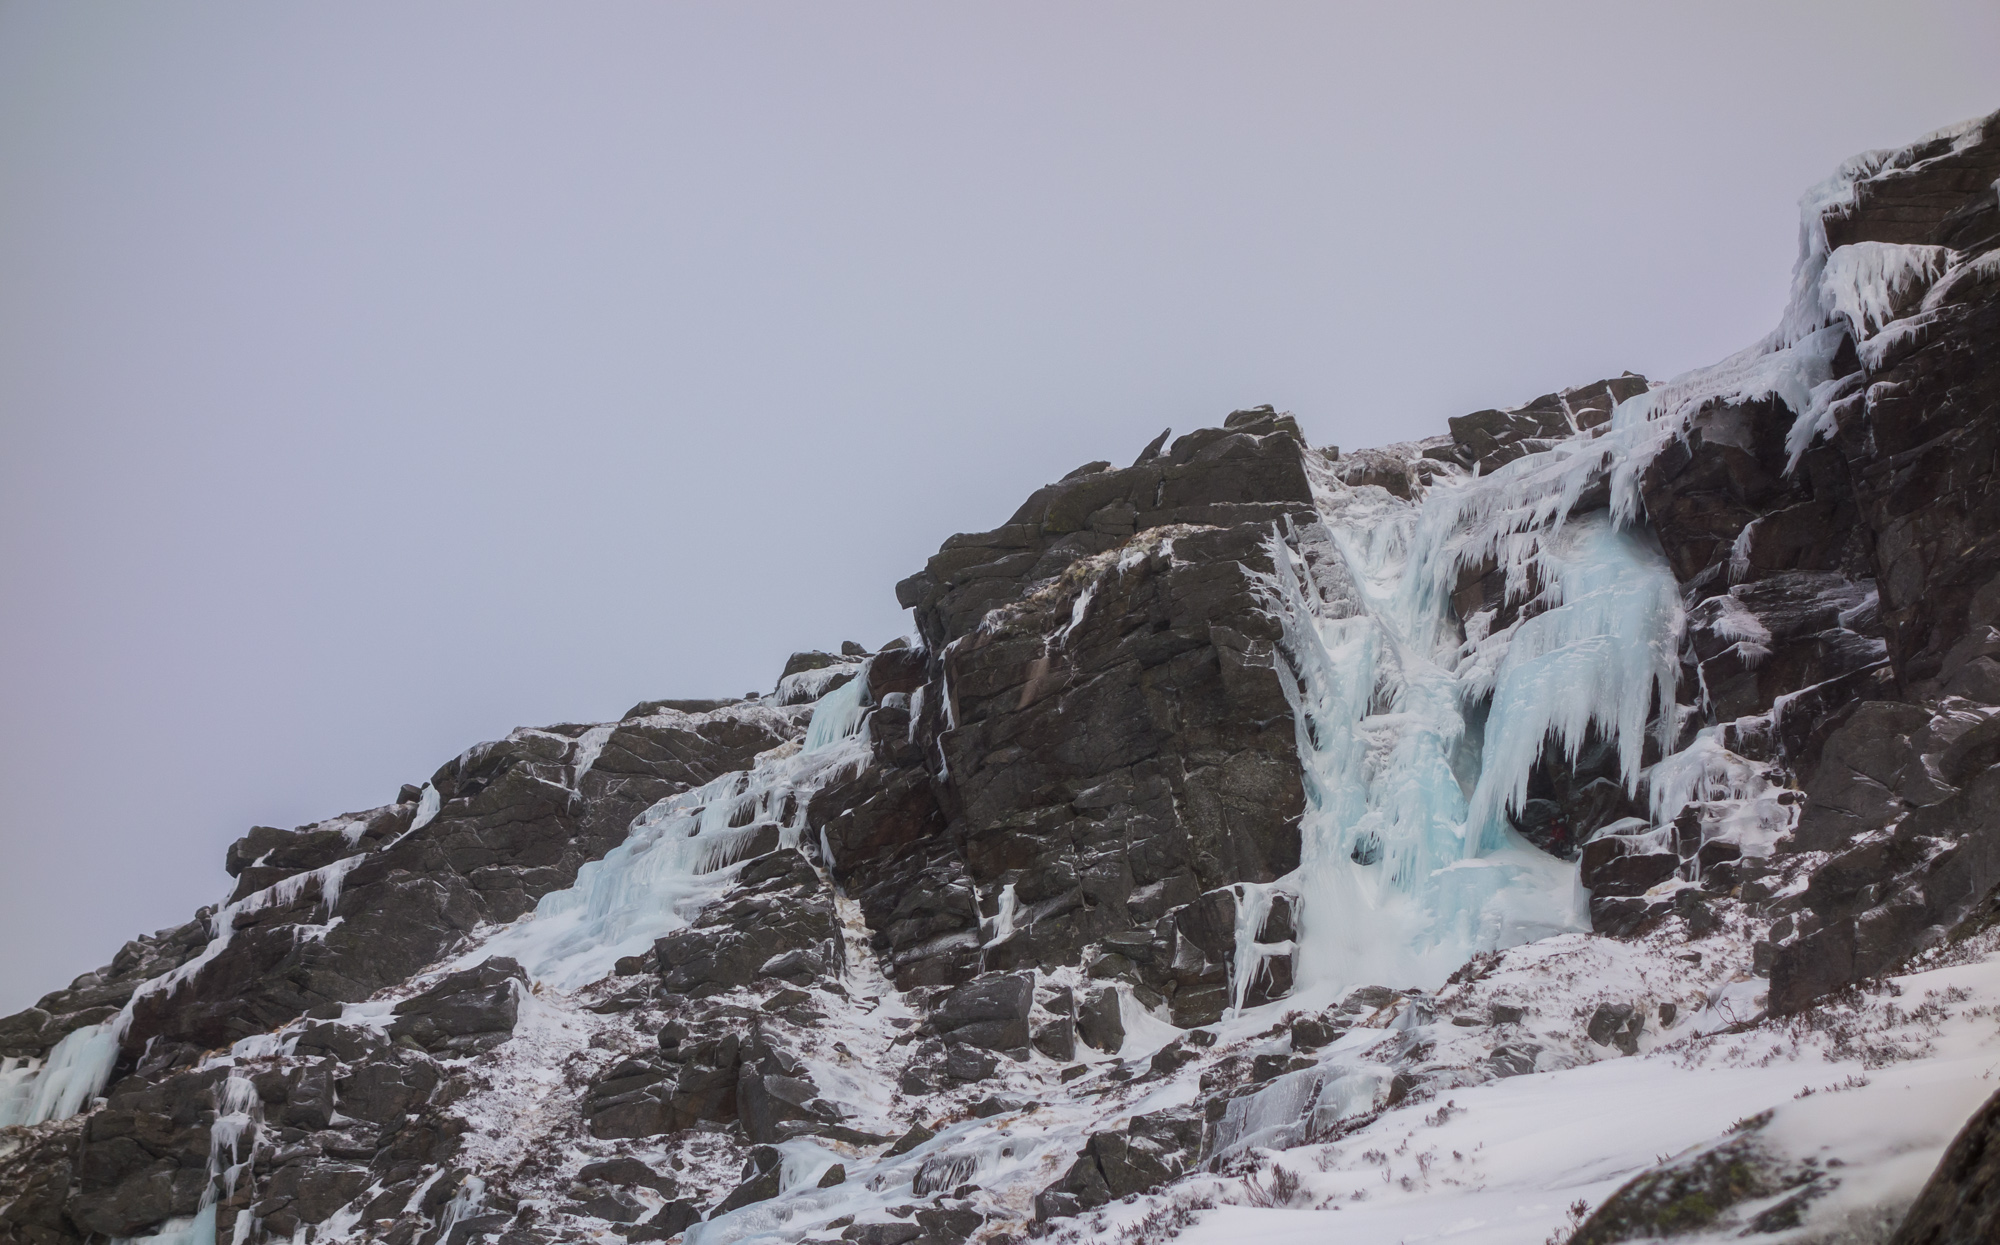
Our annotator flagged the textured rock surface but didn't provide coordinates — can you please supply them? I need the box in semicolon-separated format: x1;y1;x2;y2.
1891;1086;2000;1245
847;407;1311;1003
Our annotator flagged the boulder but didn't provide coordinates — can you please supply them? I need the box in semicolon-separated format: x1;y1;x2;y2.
388;957;526;1055
1076;986;1124;1053
712;1147;784;1216
630;1200;703;1242
1585;1003;1644;1056
575;1158;676;1196
1034;1107;1205;1219
1890;1085;2000;1244
930;974;1034;1054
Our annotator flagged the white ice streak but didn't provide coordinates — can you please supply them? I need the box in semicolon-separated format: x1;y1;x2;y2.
409;783;441;835
0;1022;122;1127
478;668;876;991
0;848;366;1130
1646;729;1796;869
777;661;865;707
686;1113;1062;1245
1227;882;1291;1014
568;724;616;788
981;883;1019;949
112;1072;266;1245
1054;581;1095;646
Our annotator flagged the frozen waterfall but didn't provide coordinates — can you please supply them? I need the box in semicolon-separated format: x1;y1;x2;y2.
1260;428;1685;1002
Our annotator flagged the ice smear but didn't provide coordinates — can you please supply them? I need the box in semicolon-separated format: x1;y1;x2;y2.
1645;729;1796;870
1210;1059;1391;1158
0;845;369;1131
0;1022;122;1127
408;782;441;835
776;661;864;707
108;1205;216;1245
568;724;616;788
475;668;875;991
111;1072;266;1245
685;1112;1069;1245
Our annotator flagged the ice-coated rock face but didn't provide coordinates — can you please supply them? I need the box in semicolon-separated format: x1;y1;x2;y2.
2;108;2000;1245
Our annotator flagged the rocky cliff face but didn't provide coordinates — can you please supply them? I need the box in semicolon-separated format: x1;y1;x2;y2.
4;110;2000;1245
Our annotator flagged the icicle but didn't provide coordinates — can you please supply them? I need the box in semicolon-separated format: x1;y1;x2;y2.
1053;582;1095;647
1227;883;1290;1013
0;1021;121;1127
980;884;1018;949
1460;514;1683;841
802;661;872;752
569;724;616;788
209;1074;261;1200
409;783;441;834
435;1176;485;1245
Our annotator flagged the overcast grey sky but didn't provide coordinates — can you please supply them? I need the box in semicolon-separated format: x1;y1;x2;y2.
1;2;1995;1013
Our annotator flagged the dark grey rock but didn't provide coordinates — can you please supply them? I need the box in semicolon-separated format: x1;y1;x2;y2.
1586;1003;1644;1056
1891;1084;2000;1244
563;1189;645;1223
576;1158;676;1195
629;1199;704;1242
1034;1106;1205;1219
1076;986;1124;1053
1032;1013;1075;1062
930;974;1033;1053
712;1147;784;1216
885;1122;936;1157
388;957;526;1055
1488;1043;1543;1078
